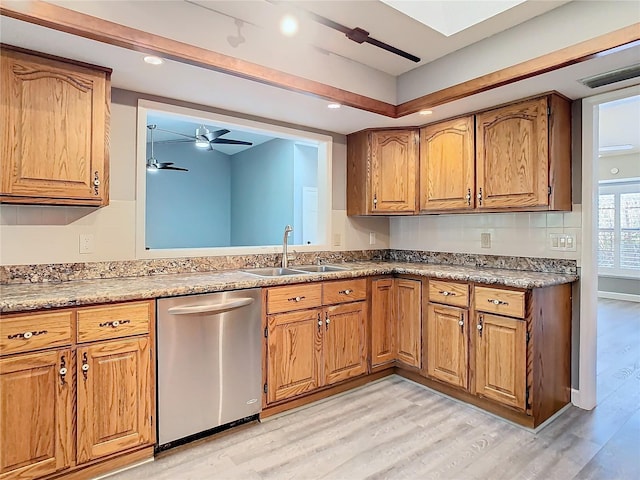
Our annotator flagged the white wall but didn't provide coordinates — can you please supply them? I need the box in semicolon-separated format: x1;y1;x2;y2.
397;1;640;103
0;89;389;266
390;208;581;262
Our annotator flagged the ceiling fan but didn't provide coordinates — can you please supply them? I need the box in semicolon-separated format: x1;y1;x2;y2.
153;125;253;150
146;124;188;172
307;11;420;63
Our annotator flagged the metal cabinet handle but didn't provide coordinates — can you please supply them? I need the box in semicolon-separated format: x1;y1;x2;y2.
488;298;509;306
59;355;67;386
477;315;484;337
477;187;483;206
465;188;471;206
288;296;305;302
325;313;330;330
317;313;322;332
81;352;89;381
373;194;378;208
439;290;456;297
99;319;131;328
339;289;353;295
7;330;48;340
93;171;100;195
168;298;254;315
458;318;464;334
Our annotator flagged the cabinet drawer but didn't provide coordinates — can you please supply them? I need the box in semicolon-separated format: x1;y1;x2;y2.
474;286;525;318
0;311;73;356
77;301;151;343
428;280;469;308
266;284;322;314
323;279;367;305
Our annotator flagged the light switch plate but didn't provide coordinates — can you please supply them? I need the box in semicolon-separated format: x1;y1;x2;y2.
480;232;491;248
549;233;576;251
79;234;94;254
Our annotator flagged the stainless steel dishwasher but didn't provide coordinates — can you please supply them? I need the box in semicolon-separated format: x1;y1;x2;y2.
157;288;262;448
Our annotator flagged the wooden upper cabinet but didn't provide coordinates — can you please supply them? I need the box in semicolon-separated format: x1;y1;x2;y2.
266;309;322;404
0;46;111;206
323;302;367;385
76;337;152;464
0;349;73;480
420;117;475;212
474;313;526;410
347;129;418;215
475;94;571;211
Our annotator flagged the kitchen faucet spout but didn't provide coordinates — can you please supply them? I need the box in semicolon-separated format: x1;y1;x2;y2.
282;225;293;268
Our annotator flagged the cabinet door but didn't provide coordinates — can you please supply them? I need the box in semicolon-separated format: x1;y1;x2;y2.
371;278;395;367
476;97;549;209
370;130;418;213
324;302;367;385
426;304;468;389
475;313;526;410
396;279;422;368
420;117;475;211
0;349;73;480
266;309;322;404
1;49;108;205
76;337;152;463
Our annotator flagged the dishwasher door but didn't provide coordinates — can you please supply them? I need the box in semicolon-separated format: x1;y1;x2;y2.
157;288;262;446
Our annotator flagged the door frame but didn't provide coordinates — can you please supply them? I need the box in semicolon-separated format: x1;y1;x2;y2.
576;84;640;410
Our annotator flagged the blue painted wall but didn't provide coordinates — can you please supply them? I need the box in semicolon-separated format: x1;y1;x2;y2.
230;139;295;246
145;142;231;248
293;144;319;245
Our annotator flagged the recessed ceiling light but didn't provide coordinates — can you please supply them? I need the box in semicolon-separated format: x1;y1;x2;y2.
280;15;298;36
327;103;341;109
143;55;164;65
419;109;433;115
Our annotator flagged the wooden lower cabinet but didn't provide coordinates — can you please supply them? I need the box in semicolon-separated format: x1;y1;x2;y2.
76;338;152;463
0;349;73;480
426;303;468;389
370;277;422;369
370;278;395;366
265;281;367;405
474;313;527;410
324;302;367;385
266;309;322;404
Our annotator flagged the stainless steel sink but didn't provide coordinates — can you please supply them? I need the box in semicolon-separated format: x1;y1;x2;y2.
242;267;310;277
291;264;350;273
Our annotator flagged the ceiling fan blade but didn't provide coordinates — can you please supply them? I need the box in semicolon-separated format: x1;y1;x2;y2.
204;129;231;141
210;139;253;145
153;126;197;140
162;165;189;171
307;11;420;63
157;139;194;144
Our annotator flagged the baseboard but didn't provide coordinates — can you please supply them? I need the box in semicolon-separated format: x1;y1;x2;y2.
571;388;581;407
598;291;640;303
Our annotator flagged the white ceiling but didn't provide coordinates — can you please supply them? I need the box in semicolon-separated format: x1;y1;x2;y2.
1;0;640;146
599;95;640;156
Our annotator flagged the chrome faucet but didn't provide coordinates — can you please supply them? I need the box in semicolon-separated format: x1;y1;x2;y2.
282;225;293;268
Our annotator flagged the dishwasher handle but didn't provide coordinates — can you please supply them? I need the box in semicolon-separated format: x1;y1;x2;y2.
167;297;255;316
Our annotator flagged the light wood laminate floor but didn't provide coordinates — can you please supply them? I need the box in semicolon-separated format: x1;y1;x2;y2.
110;300;640;480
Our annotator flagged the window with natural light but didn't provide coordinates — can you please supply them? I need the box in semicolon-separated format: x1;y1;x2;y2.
598;181;640;277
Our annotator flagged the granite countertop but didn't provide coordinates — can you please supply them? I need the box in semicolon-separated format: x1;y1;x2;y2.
0;261;578;313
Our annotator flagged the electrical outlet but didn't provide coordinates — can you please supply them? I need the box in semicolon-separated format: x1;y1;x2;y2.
480;232;491;248
369;232;376;245
549;233;577;251
79;234;94;254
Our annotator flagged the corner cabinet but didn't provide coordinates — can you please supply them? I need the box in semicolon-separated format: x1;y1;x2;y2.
0;300;154;480
347;129;419;215
475;94;571;211
0;46;111;206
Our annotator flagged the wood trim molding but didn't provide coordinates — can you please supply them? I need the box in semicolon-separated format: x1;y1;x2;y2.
397;24;640;116
0;0;396;117
1;1;638;120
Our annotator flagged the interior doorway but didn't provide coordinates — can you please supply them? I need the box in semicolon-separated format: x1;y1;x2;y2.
578;84;640;410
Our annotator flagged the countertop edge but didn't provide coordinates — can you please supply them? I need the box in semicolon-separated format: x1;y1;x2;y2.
0;263;579;314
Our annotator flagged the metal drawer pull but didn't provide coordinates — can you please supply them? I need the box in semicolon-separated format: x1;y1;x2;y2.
7;330;48;340
99;319;131;328
288;296;306;302
439;290;456;296
339;289;353;295
488;299;509;306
